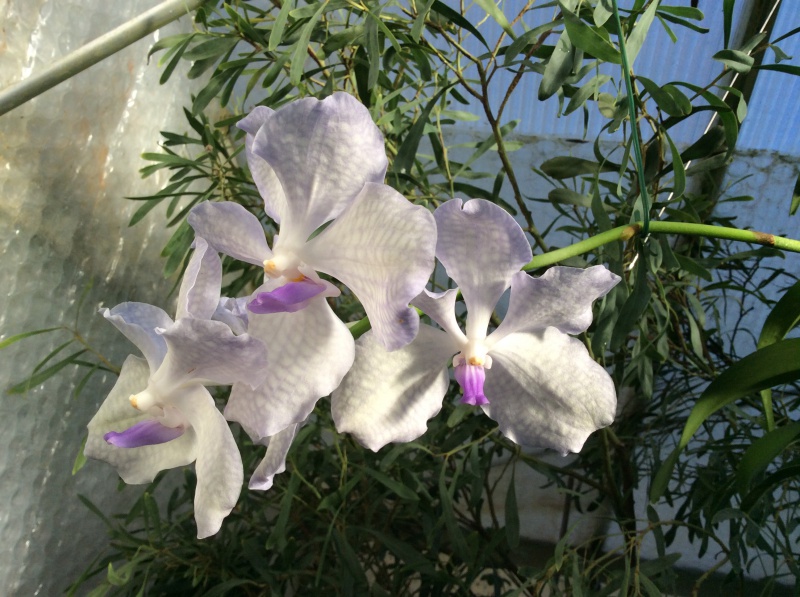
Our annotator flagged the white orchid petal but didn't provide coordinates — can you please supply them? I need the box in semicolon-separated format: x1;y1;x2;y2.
303;182;436;350
225;297;355;440
102;303;172;372
488;267;621;348
188;202;272;266
156;318;268;389
411;288;466;344
253;92;387;245
237;105;286;224
483;329;617;453
250;423;300;491
176;238;222;320
170;385;243;538
85;356;197;484
332;326;456;451
434;199;532;340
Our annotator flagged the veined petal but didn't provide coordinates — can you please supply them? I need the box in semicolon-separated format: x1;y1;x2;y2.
237;107;287;224
411;288;466;344
488;267;620;348
483;328;617;454
213;297;249;335
102;303;172;372
250;423;300;490
332;326;456;451
176;238;222;320
155;318;268;390
170;385;243;539
252;92;387;245
85;356;197;484
303;182;436;350
188;202;272;266
225;297;355;439
434;199;531;341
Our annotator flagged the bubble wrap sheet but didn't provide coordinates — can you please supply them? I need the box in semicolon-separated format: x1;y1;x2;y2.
0;1;201;593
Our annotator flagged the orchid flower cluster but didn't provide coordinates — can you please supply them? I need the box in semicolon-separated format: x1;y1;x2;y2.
86;92;620;538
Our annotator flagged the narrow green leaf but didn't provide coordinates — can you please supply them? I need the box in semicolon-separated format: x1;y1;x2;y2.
549;187;592;208
431;1;488;49
593;0;613;27
183;36;238;61
565;74;611;115
741;463;800;511
539;31;574;100
736;422;800;492
540;156;615;179
625;0;660;65
791;172;800;215
266;472;301;550
411;0;437;42
365;14;380;90
758;280;800;349
364;468;419;501
362;528;435;574
505;467;520;549
611;255;650;350
0;327;61;350
269;0;294;51
438;465;469;562
72;435;88;475
475;0;516;39
722;0;734;48
663;130;685;198
713;49;755;73
394;87;448;174
677;339;800;452
7;349;87;394
332;529;368;587
772;25;800;45
562;3;620;63
638;76;687;117
290;1;327;86
755;63;800;76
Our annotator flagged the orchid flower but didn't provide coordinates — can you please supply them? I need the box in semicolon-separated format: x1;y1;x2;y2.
85;239;269;538
187;92;436;441
332;198;620;454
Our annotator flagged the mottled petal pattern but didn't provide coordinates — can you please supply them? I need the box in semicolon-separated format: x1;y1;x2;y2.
488;267;620;347
225;297;355;439
85;356;197;484
171;385;243;539
303;182;436;350
433;199;532;340
253;92;388;245
332;326;457;451
176;238;222;321
188;201;272;266
101;303;172;372
250;423;300;490
483;328;617;454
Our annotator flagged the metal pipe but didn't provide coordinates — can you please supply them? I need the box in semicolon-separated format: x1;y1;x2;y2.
0;0;207;117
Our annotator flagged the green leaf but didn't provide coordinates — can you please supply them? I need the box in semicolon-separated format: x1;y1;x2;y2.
505;467;520;549
626;0;660;65
269;0;294;51
72;435;88;475
475;0;516;39
364;468;419;501
593;0;613;27
565;74;611;115
7;349;87;394
290;1;327;86
183;36;238;61
438;464;469;562
539;31;574;100
663;130;685;198
638;76;689;117
562;3;620;63
411;0;437;42
548;187;592;208
394;87;448;174
755;63;800;76
540;156;616;179
713;49;755;73
431;1;488;49
611;255;650;350
0;326;61;350
677;339;800;453
758;280;800;349
332;529;368;588
362;529;435;574
792;172;800;215
740;463;800;511
736;422;800;492
723;0;734;48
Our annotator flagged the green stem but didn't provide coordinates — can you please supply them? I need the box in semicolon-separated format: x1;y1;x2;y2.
523;221;800;270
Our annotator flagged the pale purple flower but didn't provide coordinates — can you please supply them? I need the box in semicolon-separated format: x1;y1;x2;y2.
187;92;437;442
85;239;268;538
332;198;620;454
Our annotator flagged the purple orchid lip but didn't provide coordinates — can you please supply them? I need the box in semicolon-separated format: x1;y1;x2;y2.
104;419;185;448
248;277;326;314
454;363;489;406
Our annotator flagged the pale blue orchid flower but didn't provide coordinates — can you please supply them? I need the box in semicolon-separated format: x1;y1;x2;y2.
187;92;437;442
332;198;620;454
85;239;268;538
